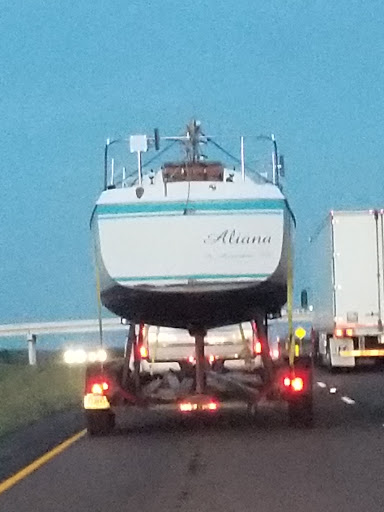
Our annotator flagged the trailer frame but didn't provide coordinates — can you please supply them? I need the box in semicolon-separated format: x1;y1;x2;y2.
84;313;314;435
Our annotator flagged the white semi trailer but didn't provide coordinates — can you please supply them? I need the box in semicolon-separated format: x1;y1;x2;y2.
312;210;384;369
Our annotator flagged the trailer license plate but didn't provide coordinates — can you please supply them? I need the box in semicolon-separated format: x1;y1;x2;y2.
83;393;110;410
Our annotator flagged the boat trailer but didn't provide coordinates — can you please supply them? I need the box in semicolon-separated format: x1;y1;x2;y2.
83;312;313;435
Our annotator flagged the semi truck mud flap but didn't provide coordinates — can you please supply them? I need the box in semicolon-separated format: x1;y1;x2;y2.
330;337;355;367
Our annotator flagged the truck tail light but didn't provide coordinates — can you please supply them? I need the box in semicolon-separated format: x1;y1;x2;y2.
270;347;280;359
254;340;262;355
345;328;354;337
251;321;262;356
334;328;344;338
139;345;148;359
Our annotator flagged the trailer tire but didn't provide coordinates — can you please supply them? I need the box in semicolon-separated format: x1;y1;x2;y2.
323;349;341;373
86;410;115;436
212;359;225;372
288;395;313;428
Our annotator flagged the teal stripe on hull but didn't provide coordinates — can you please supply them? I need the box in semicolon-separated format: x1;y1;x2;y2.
96;199;285;216
99;211;282;220
113;273;270;282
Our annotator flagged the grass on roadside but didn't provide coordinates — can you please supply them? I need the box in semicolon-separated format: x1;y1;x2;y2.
0;363;85;438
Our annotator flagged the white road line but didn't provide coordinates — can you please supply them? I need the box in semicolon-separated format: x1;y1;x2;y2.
317;381;327;388
329;387;337;394
341;396;355;405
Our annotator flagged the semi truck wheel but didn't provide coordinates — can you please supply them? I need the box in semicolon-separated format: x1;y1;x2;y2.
323;348;341;373
86;410;115;436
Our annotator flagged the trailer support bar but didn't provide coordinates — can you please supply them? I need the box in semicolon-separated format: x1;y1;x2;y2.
195;332;206;394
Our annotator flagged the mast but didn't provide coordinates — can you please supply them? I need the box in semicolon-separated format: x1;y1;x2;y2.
185;119;204;162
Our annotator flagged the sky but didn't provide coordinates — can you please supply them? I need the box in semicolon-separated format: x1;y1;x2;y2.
1;0;384;324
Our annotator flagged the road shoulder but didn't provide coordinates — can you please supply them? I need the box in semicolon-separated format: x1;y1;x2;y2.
0;408;84;482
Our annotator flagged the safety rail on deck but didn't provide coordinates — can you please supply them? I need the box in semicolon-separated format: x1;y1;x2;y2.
103;128;285;192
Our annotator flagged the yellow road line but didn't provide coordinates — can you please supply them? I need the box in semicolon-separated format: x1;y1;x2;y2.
0;429;87;496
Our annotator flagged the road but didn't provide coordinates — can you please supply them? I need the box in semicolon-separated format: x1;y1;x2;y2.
1;366;384;511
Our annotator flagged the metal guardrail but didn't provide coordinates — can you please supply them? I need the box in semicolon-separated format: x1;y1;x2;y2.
0;311;314;338
0;311;314;366
0;318;124;338
270;310;314;324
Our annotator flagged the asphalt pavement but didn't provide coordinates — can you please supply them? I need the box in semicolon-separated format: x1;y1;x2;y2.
0;409;84;483
1;366;384;512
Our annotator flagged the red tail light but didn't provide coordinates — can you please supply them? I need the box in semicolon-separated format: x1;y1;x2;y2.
283;377;291;387
138;323;145;342
86;378;110;395
254;340;262;355
139;345;148;359
203;401;218;411
282;375;305;393
252;321;262;355
179;398;219;413
291;377;304;392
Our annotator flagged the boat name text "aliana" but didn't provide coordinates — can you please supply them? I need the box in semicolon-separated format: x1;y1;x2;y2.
204;230;272;245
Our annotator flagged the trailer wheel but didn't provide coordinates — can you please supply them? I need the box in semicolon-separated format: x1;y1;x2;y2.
247;402;258;423
86;410;115;436
288;395;313;427
212;359;225;372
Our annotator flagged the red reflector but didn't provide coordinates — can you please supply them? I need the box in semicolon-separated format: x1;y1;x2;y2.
254;341;262;355
139;345;148;359
335;328;344;338
291;377;304;392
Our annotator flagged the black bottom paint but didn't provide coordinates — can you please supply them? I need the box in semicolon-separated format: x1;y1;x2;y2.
101;281;286;329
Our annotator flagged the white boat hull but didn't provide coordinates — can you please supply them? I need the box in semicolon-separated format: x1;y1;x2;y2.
92;195;293;329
